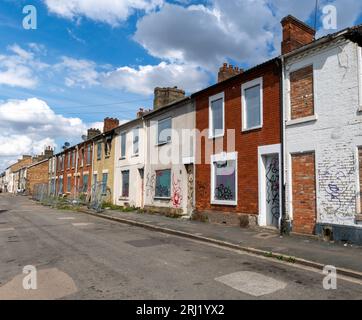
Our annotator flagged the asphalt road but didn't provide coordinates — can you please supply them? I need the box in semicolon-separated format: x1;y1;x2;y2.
0;193;361;300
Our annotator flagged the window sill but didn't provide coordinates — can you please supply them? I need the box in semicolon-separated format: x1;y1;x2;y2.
154;197;171;201
242;125;262;133
286;114;318;126
211;200;237;206
156;141;171;147
132;154;139;158
208;133;224;140
119;197;129;201
119;156;126;160
358;106;362;113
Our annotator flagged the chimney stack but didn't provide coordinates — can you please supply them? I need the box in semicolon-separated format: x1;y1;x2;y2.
87;128;101;140
218;63;243;83
281;15;316;55
153;87;185;110
103;117;119;133
44;146;54;158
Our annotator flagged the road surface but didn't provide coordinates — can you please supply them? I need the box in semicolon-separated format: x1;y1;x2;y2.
0;193;361;300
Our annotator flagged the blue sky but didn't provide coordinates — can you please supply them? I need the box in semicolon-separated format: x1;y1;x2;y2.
0;0;361;171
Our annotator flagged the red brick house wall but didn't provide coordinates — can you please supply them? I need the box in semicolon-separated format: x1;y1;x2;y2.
194;60;281;222
27;160;49;195
291;152;317;234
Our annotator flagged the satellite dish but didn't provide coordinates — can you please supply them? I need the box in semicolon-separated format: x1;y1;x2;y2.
64;142;70;147
81;135;87;141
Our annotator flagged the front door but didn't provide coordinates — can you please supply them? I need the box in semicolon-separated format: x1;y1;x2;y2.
265;154;280;228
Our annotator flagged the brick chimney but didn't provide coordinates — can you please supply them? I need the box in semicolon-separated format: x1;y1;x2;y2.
136;108;151;118
103;117;119;133
87;128;101;139
44;146;54;158
281;15;316;55
153;87;185;110
218;63;243;83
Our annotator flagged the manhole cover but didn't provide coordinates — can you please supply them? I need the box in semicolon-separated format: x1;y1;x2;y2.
125;239;166;248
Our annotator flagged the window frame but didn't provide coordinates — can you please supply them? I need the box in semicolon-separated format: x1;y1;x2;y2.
208;92;225;139
157;117;172;145
241;77;263;132
67;151;71;169
358;46;362;110
121;170;130;198
83;174;89;193
86;145;92;165
67;175;71;193
154;169;172;199
102;173;108;195
133;127;140;156
97;142;102;160
210;152;238;206
120;131;127;159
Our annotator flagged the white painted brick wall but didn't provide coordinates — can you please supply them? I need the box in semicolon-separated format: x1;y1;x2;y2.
284;40;362;226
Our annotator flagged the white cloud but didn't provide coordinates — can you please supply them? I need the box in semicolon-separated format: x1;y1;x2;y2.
134;0;362;71
0;44;49;89
101;61;209;95
55;56;100;88
0;98;89;167
44;0;164;26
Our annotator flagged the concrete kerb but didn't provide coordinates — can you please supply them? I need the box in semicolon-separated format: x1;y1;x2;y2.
79;209;362;281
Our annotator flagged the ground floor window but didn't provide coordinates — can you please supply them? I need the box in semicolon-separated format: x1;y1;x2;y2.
67;176;71;193
58;177;63;195
83;174;89;193
102;173;108;195
122;170;130;198
155;169;171;198
211;153;237;205
359;147;362;213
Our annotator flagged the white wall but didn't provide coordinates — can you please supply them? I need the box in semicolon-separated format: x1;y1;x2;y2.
144;101;195;216
114;119;145;208
284;39;362;226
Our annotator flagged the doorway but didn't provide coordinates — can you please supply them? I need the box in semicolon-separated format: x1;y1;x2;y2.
258;144;281;229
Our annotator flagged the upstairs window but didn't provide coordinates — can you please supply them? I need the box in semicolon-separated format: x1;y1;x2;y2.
155;169;171;199
133;128;139;156
72;150;75;168
242;77;263;131
290;65;314;120
121;170;130;198
158;118;172;145
102;173;108;195
97;142;102;160
87;145;92;165
120;132;126;159
209;93;224;138
67;152;71;169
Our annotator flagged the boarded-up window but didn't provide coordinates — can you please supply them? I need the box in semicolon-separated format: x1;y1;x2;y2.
290;65;314;120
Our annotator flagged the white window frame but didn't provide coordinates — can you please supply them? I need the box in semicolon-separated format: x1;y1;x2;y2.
358;46;362;110
209;92;225;139
210;152;238;206
241;77;263;132
133;127;140;156
120;131;126;159
157;117;172;145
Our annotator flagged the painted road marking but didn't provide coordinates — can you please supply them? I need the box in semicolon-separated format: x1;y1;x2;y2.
57;217;75;220
72;223;93;227
215;271;287;297
0;227;15;232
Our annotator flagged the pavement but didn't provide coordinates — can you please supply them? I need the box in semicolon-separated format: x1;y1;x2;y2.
1;193;362;300
84;206;362;278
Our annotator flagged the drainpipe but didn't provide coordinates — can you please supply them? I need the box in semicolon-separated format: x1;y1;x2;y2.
279;56;288;236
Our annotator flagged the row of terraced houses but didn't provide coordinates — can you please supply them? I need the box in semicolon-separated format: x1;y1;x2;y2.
2;16;362;244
